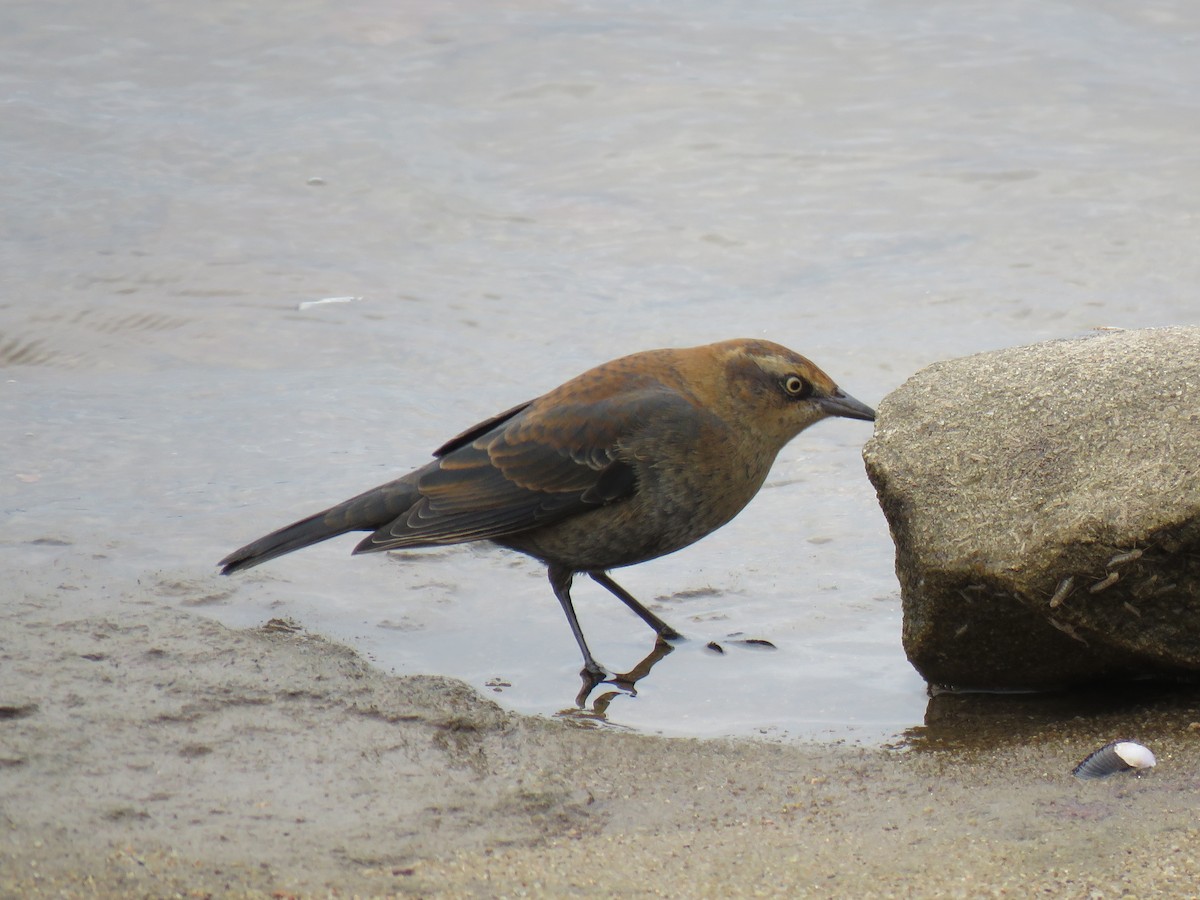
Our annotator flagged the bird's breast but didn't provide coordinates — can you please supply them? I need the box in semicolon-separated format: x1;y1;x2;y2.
500;429;778;571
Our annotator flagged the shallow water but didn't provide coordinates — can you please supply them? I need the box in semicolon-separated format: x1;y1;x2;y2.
3;0;1198;741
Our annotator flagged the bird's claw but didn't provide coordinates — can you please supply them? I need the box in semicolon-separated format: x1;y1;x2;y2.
576;664;611;707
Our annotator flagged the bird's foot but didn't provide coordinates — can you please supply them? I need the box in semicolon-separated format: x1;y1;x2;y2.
574;636;678;708
582;658;610;679
575;663;611;707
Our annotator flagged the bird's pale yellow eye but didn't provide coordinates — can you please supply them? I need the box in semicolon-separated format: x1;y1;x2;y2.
783;374;812;398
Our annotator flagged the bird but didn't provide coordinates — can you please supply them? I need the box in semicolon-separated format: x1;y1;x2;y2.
219;338;875;680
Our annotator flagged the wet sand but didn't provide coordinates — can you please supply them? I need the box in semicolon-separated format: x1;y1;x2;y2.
5;571;1199;898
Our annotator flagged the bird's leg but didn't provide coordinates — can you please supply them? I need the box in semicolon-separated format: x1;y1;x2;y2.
588;571;683;641
547;565;607;680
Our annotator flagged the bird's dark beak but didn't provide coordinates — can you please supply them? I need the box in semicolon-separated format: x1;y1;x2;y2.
819;389;876;422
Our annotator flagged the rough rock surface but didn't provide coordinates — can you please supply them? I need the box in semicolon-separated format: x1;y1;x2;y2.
864;326;1200;689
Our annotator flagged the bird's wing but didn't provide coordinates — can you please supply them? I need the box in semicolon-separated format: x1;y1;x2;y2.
353;387;690;553
431;399;533;458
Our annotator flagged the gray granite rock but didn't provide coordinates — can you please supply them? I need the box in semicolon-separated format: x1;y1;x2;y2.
863;327;1200;689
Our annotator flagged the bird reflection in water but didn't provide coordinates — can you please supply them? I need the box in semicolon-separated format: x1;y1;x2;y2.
562;631;780;723
562;635;678;720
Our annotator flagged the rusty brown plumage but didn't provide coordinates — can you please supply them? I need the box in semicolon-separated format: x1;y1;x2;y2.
219;339;875;678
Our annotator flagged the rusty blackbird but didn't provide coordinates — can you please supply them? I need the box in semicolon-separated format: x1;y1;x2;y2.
219;339;875;678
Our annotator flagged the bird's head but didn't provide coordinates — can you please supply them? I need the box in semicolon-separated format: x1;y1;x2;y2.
698;339;876;445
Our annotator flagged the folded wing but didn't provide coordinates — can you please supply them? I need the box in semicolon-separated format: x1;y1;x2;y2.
354;387;689;554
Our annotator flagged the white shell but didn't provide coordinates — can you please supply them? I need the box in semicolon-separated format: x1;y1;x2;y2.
1113;741;1157;769
1073;740;1156;779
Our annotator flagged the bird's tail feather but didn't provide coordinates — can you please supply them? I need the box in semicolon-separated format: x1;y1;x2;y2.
218;509;358;574
219;481;418;575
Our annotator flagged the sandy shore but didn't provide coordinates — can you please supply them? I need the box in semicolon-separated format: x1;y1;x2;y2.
4;579;1199;899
